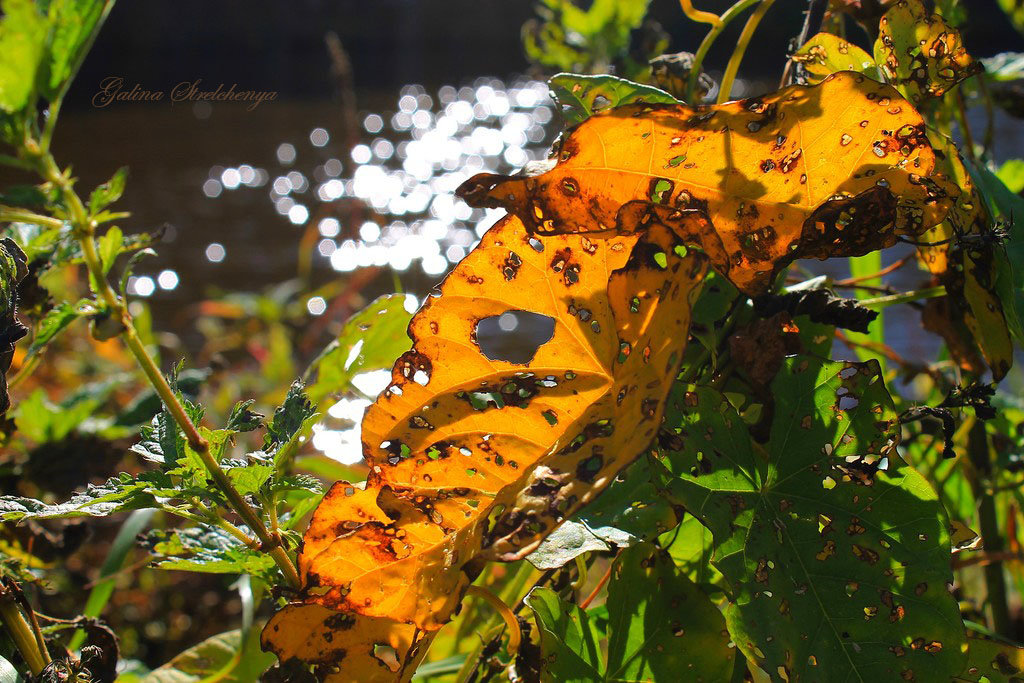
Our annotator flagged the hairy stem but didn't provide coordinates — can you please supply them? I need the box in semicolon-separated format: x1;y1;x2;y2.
717;0;777;104
967;421;1011;636
32;150;300;589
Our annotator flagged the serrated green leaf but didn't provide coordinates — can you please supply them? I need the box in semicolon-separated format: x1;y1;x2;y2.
305;293;413;405
221;459;273;497
28;300;84;354
264;381;314;449
605;543;735;682
38;0;111;100
653;357;966;680
89;166;127;216
14;387;99;442
0;472;156;521
549;73;678;127
0;0;47;114
226;399;262;432
147;524;277;581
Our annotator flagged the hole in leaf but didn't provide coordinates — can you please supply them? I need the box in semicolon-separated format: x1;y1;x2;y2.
476;310;555;364
372;644;401;673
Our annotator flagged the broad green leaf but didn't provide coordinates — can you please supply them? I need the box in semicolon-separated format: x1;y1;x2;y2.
0;0;47;114
662;513;722;588
653;357;965;680
38;0;112;100
146;524;278;581
549;73;678;127
89;166;128;216
605;543;735;682
0;472;156;521
525;587;603;682
792;32;880;84
305;294;413;405
140;628;275;683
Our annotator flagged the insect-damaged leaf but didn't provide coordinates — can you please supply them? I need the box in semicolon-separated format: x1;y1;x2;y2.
791;32;880;85
956;632;1024;682
652;357;965;681
264;213;707;678
549;73;679;127
458;72;953;295
874;0;982;106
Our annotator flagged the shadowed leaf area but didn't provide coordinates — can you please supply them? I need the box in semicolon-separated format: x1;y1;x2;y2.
651;357;966;681
457;71;954;295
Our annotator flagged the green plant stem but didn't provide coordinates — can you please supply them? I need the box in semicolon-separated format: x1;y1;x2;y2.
0;206;65;230
0;595;48;675
34;150;300;589
717;0;776;104
685;0;763;102
858;286;946;309
8;352;41;391
966;421;1011;636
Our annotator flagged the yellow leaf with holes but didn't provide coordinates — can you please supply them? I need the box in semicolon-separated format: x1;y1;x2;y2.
874;0;981;105
792;32;880;84
458;71;953;295
263;213;707;677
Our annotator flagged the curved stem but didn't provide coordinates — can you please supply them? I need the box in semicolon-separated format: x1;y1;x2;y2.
678;0;722;27
465;585;521;656
33;150;300;590
717;0;777;104
685;0;763;102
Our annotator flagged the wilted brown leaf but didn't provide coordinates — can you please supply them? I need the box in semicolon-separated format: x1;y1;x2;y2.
458;72;953;295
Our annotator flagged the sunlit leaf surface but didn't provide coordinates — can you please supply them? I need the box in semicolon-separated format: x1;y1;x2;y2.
792;33;880;84
458;72;953;294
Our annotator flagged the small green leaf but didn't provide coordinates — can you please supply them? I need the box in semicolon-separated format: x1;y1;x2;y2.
89;166;128;215
28;300;85;354
97;224;122;275
305;293;413;405
549;73;678;127
226;399;263;432
264;381;315;450
220;459;273;497
0;472;156;521
0;0;47;115
525;587;603;682
527;520;611;570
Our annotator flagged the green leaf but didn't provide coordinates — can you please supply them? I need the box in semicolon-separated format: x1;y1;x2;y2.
0;0;47;114
527;520;611;570
548;73;678;127
305;293;413;405
28;300;85;354
146;524;277;581
220;459;273;497
97;224;122;275
605;543;735;682
88;166;127;215
525;587;603;682
140;628;275;682
264;381;315;449
14;387;100;442
226;399;263;432
38;0;112;100
653;357;966;680
791;32;880;84
0;472;156;521
956;632;1024;681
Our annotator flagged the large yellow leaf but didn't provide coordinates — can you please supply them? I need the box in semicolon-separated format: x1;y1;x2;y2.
458;71;953;294
263;213;707;678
